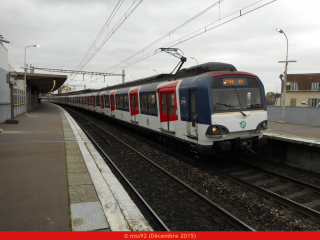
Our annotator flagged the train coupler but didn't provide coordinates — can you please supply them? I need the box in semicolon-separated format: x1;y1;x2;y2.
239;139;252;149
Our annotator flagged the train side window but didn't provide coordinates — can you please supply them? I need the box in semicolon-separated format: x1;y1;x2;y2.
148;94;156;111
116;96;120;107
124;95;129;109
161;93;167;114
105;95;110;106
141;94;148;110
169;93;175;115
120;95;124;108
90;96;93;105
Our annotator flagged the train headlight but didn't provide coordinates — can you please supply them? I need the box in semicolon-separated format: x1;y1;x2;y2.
206;125;229;138
255;120;268;132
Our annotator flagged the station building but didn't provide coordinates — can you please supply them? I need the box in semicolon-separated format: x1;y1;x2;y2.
0;36;67;123
283;73;320;107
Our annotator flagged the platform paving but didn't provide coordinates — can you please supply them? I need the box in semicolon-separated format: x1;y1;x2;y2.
0;103;69;231
264;121;320;147
0;102;152;231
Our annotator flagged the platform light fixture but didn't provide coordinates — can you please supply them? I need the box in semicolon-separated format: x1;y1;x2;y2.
276;28;288;123
276;28;296;123
189;57;198;65
151;68;158;75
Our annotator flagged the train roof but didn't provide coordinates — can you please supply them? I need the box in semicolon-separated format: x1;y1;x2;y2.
55;89;99;96
100;62;237;91
54;62;241;96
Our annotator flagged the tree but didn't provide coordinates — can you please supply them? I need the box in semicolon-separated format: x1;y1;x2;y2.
266;92;276;105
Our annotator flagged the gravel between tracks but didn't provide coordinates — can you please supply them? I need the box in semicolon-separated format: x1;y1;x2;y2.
68;109;236;231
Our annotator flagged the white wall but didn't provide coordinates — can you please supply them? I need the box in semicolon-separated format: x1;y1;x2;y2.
0;43;11;123
0;43;10;103
268;106;320;126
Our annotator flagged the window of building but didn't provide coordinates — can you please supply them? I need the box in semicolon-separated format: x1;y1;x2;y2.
311;82;320;91
290;98;296;106
308;98;320;107
290;82;299;90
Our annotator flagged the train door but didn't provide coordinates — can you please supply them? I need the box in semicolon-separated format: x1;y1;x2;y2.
159;85;178;133
187;90;197;138
92;94;96;110
129;87;140;123
110;91;116;116
101;93;105;113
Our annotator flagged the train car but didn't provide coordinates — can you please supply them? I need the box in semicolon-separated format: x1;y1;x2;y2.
47;62;267;158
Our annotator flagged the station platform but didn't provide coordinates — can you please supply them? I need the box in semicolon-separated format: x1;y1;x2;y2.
264;121;320;147
0;102;152;231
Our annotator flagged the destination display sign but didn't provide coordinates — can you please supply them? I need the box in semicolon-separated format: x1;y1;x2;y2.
223;78;248;85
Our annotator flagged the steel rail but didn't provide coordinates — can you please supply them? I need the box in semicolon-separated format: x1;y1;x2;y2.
66;108;255;231
67;109;170;231
211;167;320;219
238;161;320;194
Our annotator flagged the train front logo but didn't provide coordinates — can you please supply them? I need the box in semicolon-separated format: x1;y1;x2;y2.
239;121;246;129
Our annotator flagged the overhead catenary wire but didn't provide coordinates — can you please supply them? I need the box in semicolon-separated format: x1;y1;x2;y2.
76;0;226;87
68;0;143;85
76;0;276;88
70;0;124;79
107;0;276;74
105;0;226;73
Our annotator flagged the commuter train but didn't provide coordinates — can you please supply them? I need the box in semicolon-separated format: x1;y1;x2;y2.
46;62;267;158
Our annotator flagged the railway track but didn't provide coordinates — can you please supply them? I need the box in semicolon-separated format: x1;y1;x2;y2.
212;161;320;219
63;106;254;231
59;104;320;230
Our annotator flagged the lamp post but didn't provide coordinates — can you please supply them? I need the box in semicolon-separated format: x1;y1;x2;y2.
276;29;296;123
128;75;135;80
24;44;40;115
278;73;284;106
151;68;158;75
189;57;198;65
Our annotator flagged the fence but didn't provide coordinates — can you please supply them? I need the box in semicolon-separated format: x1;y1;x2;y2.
267;106;320;126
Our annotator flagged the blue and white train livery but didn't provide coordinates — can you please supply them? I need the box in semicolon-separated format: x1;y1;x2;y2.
46;62;267;158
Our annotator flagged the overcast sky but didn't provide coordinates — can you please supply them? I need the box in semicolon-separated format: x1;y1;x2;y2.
1;0;320;94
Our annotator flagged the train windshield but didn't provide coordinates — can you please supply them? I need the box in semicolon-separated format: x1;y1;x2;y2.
211;76;263;113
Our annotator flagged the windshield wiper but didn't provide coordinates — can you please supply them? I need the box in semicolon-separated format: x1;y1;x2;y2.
216;103;247;116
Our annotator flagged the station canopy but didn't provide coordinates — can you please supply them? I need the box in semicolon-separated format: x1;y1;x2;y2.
15;72;68;94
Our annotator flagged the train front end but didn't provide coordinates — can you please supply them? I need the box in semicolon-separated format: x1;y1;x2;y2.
203;72;267;153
